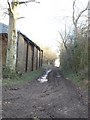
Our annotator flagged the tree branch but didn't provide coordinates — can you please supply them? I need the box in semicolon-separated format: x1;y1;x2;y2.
58;31;64;42
73;0;76;25
58;31;68;50
17;17;25;19
73;0;88;25
75;6;88;23
17;0;40;5
7;0;14;15
18;0;35;4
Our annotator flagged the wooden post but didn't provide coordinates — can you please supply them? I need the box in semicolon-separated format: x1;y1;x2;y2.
26;42;28;72
32;46;34;71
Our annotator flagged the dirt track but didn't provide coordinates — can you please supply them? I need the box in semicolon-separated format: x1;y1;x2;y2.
2;67;88;118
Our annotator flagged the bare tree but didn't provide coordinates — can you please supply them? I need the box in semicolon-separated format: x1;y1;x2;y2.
58;22;73;51
58;25;68;51
72;0;87;47
6;0;39;73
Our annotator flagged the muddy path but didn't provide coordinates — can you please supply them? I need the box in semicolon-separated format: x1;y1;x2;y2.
2;67;88;118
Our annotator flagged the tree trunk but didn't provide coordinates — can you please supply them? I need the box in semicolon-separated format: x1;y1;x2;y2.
6;0;18;73
0;34;2;119
0;35;2;79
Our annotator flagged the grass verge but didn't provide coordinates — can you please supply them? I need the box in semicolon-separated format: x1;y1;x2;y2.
62;69;88;89
2;68;43;86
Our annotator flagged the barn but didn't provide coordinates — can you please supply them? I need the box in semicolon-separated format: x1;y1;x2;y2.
0;23;43;73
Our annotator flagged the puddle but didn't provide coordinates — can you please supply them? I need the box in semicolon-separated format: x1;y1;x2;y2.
0;101;1;105
38;78;48;83
8;88;19;90
56;75;61;78
4;101;11;105
38;69;52;83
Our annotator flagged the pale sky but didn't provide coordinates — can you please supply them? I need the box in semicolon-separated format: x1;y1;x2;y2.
0;0;88;51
